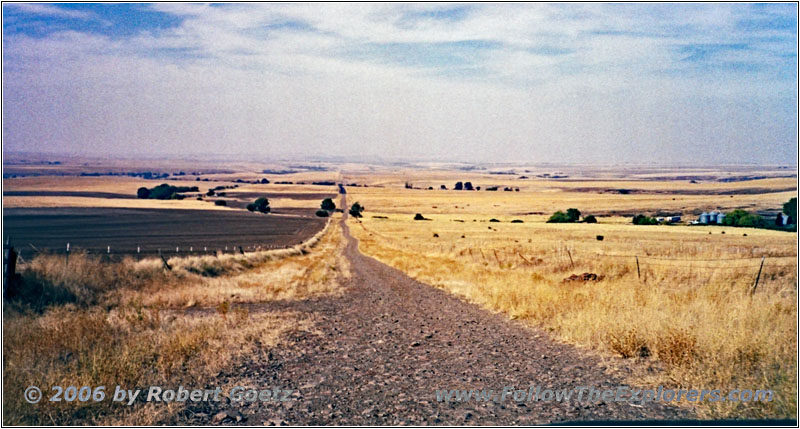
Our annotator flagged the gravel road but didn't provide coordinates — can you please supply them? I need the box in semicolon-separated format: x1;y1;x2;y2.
177;197;693;425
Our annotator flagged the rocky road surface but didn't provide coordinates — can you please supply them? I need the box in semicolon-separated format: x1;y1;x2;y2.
176;196;693;425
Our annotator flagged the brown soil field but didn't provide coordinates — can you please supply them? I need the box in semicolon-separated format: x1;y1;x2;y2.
3;207;326;258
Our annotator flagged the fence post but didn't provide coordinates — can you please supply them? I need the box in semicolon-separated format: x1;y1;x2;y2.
65;243;70;266
4;245;18;298
751;257;765;296
636;256;641;280
158;249;171;271
567;249;575;268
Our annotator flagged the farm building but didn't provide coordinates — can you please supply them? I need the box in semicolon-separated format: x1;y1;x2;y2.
696;211;724;224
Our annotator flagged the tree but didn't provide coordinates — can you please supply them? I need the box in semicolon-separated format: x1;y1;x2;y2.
315;209;329;217
440;185;447;190
583;215;597;223
783;197;797;224
464;182;474;191
566;208;581;222
136;187;150;199
454;182;463;190
547;211;571;223
321;198;336;211
252;197;270;213
349;202;364;218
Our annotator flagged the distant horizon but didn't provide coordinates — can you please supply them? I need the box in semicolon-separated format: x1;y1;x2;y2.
3;149;798;170
3;3;798;165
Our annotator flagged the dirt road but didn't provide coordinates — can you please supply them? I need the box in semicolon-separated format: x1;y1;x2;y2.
178;197;692;425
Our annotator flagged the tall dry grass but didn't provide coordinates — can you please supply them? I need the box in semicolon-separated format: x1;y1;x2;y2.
3;217;343;425
349;214;797;419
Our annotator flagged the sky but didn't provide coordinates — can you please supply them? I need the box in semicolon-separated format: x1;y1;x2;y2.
2;3;798;165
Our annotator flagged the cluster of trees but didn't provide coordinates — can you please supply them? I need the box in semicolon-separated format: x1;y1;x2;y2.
721;210;764;228
632;214;659;225
316;198;336;217
547;208;596;223
136;184;199;200
246;197;270;213
454;182;475;191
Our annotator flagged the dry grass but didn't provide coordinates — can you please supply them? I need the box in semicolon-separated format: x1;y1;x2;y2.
347;203;797;419
3;216;345;425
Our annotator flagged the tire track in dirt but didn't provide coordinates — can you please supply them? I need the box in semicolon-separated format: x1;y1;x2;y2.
177;196;693;425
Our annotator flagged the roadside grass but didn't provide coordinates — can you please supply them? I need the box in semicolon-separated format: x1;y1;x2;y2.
348;213;797;419
3;216;344;425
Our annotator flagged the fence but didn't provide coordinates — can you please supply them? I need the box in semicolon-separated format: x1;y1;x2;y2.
10;242;299;264
355;221;797;294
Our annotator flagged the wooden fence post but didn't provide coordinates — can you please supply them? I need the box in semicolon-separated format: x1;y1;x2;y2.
4;245;18;298
158;249;171;271
751;257;765;296
636;256;641;280
567;249;575;268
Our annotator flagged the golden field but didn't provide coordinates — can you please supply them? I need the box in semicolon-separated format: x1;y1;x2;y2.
3;216;348;425
2;176;339;210
344;175;797;419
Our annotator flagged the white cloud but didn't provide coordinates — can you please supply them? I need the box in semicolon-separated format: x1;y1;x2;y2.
2;3;796;164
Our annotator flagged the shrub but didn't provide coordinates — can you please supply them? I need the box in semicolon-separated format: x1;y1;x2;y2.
413;213;429;221
246;203;256;212
489;218;500;222
583;215;597;223
464;182;474;191
511;219;523;223
349;202;364;218
454;182;463;190
214;200;227;206
315;210;329;217
547;211;572;223
321;198;336;211
136;187;150;199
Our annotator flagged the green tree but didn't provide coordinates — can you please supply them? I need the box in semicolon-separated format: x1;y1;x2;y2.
783;197;797;224
566;208;581;222
136;187;150;199
547;211;571;223
252;197;270;213
321;198;336;211
349;202;364;218
583;215;597;223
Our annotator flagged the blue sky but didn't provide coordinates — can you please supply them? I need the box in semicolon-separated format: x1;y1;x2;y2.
2;3;797;164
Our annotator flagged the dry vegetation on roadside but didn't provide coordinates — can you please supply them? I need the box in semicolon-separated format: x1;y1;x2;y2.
3;217;346;425
348;210;797;419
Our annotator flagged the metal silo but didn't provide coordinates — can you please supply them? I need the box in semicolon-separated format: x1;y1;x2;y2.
717;213;725;224
700;212;709;224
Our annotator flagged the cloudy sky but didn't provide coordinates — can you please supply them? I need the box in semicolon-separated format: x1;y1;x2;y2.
2;3;797;164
